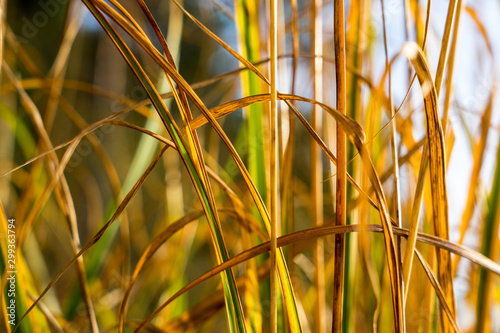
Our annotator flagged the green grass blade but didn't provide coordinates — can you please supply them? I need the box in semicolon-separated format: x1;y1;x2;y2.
235;0;268;217
80;2;246;332
89;2;304;330
475;123;500;333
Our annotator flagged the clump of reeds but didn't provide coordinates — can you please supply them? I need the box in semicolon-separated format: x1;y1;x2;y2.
1;0;499;332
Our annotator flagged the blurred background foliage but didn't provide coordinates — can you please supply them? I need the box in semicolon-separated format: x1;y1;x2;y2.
1;0;500;332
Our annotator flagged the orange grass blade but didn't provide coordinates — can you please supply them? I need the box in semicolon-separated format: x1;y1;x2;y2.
402;42;457;330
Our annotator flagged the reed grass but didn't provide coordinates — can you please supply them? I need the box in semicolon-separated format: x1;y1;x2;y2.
1;0;500;332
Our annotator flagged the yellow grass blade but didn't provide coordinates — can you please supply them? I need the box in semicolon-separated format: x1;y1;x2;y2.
135;222;500;330
311;1;326;331
269;0;279;331
402;42;457;330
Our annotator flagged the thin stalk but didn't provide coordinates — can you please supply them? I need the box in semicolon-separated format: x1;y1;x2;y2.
311;0;325;332
380;0;404;317
284;0;298;273
434;0;459;96
269;0;279;331
380;0;402;230
333;0;346;331
441;0;464;132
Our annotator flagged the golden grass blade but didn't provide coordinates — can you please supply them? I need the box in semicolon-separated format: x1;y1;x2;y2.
162;263;271;333
402;42;457;331
311;1;325;331
11;143;169;332
269;0;279;331
43;0;83;132
174;0;268;85
441;0;464;130
86;2;302;329
5;0;499;331
2;62;99;332
333;0;347;329
83;2;247;331
108;0;146;35
280;96;404;330
345;1;369;326
403;141;427;302
380;0;402;229
4;91;383;229
414;250;461;332
118;210;205;329
282;0;299;283
118;204;269;332
397;1;434;286
25;294;65;333
134;221;500;330
434;0;459;96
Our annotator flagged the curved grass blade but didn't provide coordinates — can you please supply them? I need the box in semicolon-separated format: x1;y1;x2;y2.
87;2;303;330
140;1;245;330
2;62;99;332
414;250;461;332
81;1;247;332
282;96;405;332
402;42;457;330
11;141;169;332
118;210;205;330
134;221;500;331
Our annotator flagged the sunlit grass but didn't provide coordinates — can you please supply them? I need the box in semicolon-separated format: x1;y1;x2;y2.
1;0;500;332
